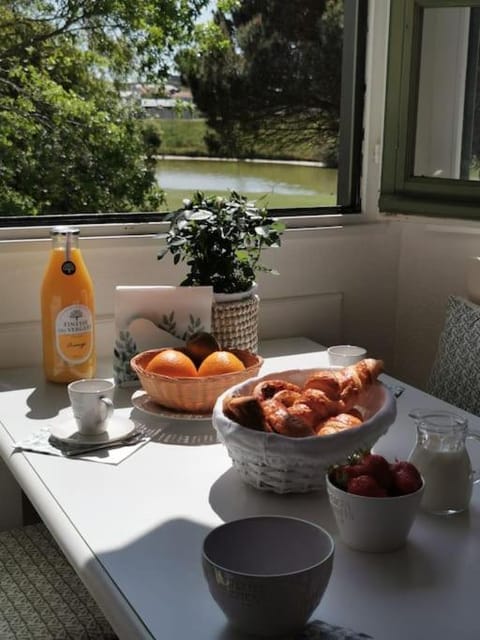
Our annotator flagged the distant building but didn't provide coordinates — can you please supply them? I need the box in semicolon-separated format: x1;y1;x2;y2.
140;98;198;119
120;78;199;119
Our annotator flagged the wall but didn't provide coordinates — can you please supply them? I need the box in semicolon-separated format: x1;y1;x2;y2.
393;220;480;388
365;1;480;389
0;221;401;372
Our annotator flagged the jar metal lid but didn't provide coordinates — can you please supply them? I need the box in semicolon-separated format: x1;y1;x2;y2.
50;225;80;236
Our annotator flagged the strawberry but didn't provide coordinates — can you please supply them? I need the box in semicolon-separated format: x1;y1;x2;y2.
329;464;357;490
347;475;388;497
359;453;393;490
390;461;422;495
330;451;392;490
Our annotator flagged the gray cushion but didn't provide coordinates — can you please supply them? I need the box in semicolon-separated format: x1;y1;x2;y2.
0;523;116;639
427;295;480;415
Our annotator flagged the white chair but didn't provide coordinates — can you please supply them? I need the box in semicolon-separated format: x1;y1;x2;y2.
427;295;480;415
0;522;116;639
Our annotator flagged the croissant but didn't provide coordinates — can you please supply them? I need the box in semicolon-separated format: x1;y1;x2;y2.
253;379;301;401
223;394;317;437
304;358;383;414
222;394;265;431
315;410;364;436
260;398;316;437
222;358;384;438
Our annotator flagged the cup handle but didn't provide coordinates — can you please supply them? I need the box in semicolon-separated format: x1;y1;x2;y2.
467;431;480;484
99;396;114;423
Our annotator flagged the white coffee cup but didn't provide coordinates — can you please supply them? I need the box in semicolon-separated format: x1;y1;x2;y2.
327;345;367;366
67;378;115;435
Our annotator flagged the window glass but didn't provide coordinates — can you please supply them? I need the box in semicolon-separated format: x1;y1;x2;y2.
0;0;365;227
414;6;480;181
380;0;480;219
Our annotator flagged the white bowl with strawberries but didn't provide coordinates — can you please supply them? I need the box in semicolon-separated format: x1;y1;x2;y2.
326;451;424;552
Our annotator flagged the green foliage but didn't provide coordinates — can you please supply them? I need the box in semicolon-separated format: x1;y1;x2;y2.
177;0;343;164
157;311;206;341
154;117;329;162
151;118;209;156
113;330;138;385
158;191;285;293
0;0;209;216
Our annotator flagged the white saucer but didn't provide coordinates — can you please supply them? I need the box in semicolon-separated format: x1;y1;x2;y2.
131;390;212;421
50;415;136;445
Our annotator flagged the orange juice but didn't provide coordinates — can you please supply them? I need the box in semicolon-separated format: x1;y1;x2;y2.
41;226;96;382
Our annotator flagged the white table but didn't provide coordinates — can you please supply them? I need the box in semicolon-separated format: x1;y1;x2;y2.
0;338;479;640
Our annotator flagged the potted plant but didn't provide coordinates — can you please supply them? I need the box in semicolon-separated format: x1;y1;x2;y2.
158;191;285;296
158;190;285;352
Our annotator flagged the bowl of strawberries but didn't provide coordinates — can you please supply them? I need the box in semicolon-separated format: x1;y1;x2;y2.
326;450;424;552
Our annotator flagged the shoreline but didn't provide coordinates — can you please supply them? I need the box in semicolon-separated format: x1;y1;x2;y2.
155;154;327;168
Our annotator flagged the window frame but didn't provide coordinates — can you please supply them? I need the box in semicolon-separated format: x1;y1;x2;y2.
380;0;480;220
0;0;367;230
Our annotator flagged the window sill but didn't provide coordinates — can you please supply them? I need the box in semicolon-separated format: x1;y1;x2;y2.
0;211;381;243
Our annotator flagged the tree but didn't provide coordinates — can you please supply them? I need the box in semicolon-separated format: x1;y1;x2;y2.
0;0;209;216
177;0;344;164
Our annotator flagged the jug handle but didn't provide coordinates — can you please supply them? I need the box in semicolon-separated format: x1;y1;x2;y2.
467;431;480;484
408;409;423;420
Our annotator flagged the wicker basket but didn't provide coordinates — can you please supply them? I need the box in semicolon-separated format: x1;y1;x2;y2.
212;367;397;494
130;348;263;414
212;295;260;353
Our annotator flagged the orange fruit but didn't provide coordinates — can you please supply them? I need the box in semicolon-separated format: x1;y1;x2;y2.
197;351;246;376
145;349;198;377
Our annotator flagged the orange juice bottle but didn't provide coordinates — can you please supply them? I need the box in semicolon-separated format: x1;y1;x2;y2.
41;226;96;383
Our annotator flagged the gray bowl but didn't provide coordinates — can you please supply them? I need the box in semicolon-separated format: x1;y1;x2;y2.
202;516;334;637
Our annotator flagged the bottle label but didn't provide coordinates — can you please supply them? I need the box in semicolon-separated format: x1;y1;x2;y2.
55;304;94;364
61;260;76;276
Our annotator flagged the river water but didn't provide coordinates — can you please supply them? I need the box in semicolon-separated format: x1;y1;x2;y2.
156;157;337;210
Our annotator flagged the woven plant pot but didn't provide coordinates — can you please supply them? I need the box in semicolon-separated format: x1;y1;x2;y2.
212;294;260;353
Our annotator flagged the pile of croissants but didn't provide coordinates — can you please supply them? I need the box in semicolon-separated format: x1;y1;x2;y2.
222;358;384;438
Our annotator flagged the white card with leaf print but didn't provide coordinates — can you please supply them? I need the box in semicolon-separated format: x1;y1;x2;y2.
113;285;213;386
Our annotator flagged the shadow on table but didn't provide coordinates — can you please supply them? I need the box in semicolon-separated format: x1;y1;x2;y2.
91;517;241;639
89;488;467;640
209;470;450;591
92;515;356;640
208;468;337;532
7;377;131;422
25;381;70;420
23;382;135;421
129;406;219;446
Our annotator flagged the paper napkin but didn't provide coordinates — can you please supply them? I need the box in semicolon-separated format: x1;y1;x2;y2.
12;423;161;465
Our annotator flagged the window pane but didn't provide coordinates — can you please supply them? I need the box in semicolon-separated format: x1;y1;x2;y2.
0;0;363;226
380;0;480;220
414;6;480;181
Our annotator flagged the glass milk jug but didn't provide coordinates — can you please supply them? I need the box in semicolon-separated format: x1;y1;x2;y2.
408;410;480;515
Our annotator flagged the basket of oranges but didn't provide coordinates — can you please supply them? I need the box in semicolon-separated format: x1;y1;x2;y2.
130;334;263;414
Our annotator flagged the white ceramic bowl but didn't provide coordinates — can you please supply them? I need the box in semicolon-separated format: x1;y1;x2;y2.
326;474;425;552
212;367;397;493
202;516;334;637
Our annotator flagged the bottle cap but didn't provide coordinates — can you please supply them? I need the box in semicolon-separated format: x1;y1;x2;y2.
50;226;80;236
